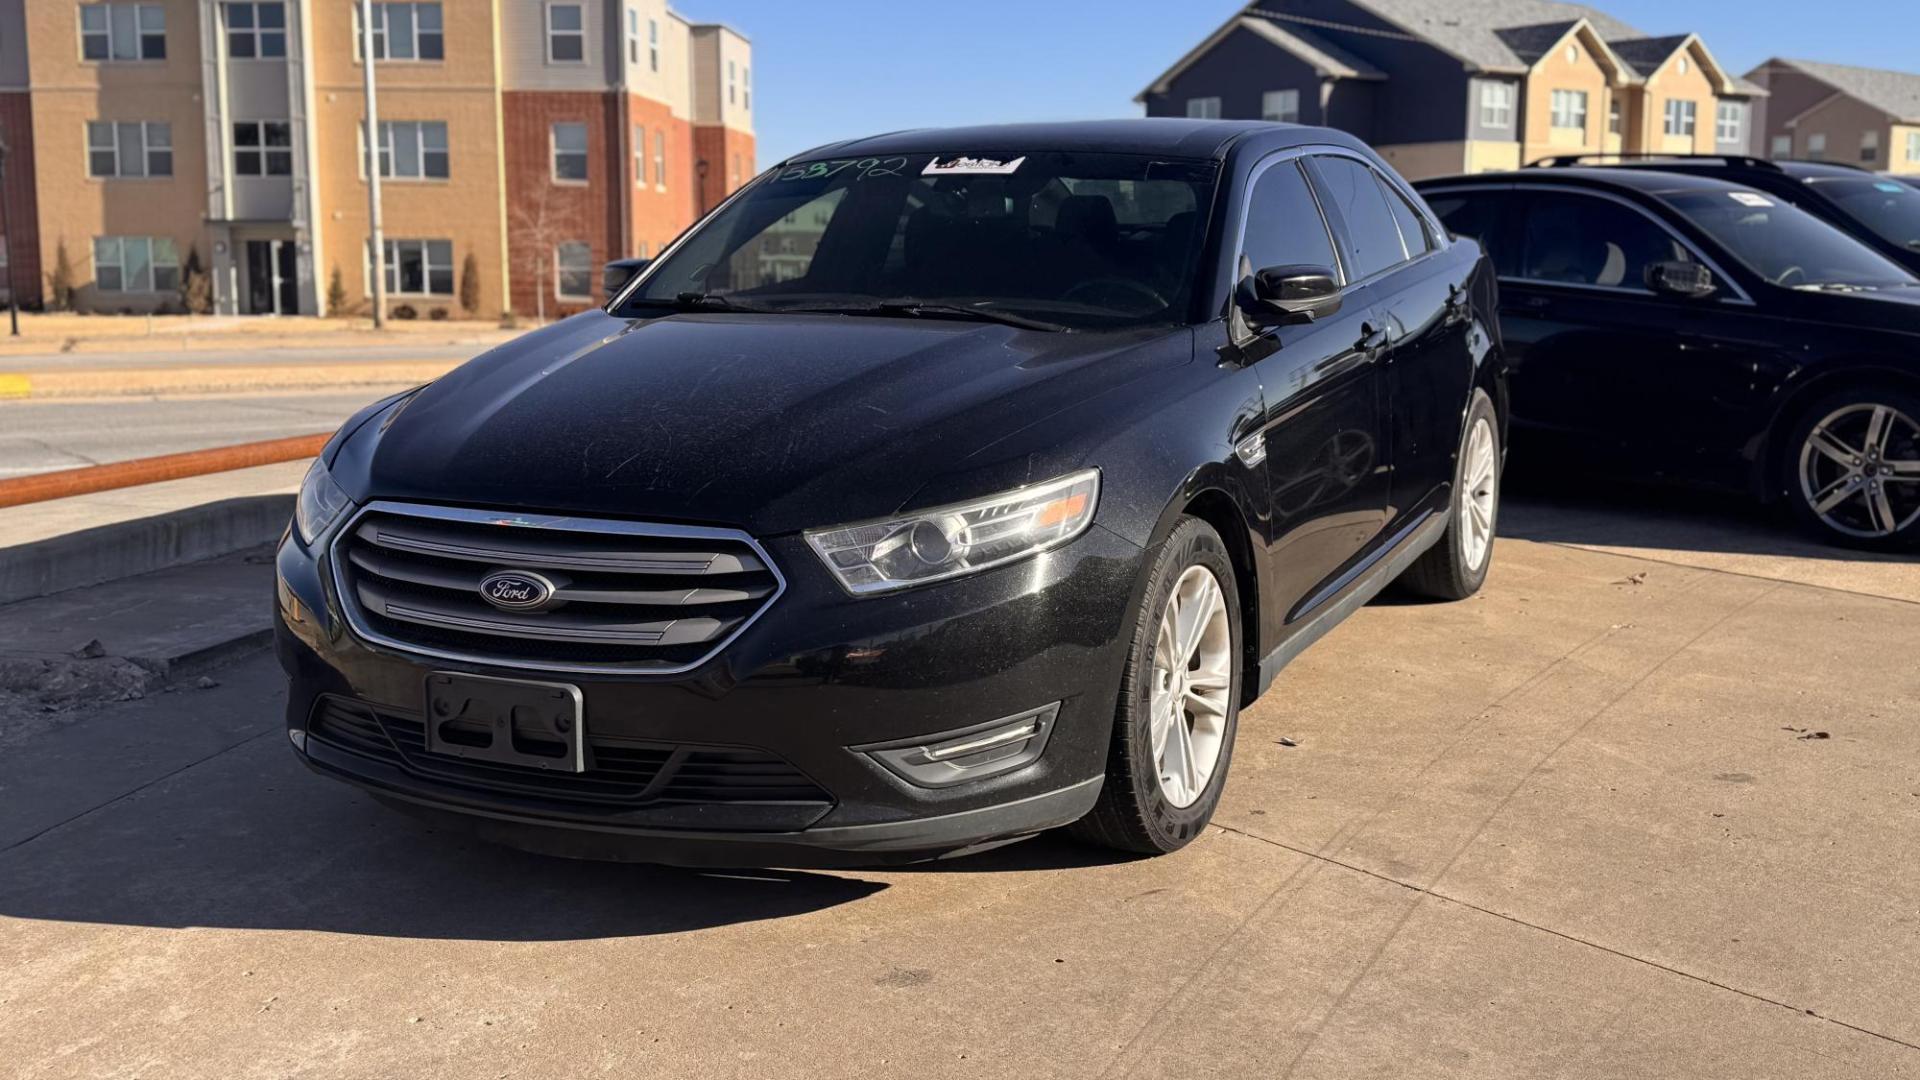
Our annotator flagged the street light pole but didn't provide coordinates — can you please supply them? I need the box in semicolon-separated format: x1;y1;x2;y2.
0;134;19;336
360;0;385;328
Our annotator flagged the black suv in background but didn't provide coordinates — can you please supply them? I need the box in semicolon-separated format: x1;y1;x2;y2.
276;121;1507;867
1533;155;1920;276
1417;167;1920;549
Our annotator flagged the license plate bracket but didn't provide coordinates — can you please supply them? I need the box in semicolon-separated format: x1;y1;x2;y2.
424;672;585;773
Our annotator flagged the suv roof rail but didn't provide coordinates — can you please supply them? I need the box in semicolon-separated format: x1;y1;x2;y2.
1526;152;1784;172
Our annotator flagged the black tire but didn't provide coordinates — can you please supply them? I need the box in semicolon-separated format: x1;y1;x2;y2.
1070;517;1241;856
1780;387;1920;552
1399;388;1501;601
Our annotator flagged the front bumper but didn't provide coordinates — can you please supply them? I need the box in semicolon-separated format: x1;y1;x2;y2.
276;517;1146;867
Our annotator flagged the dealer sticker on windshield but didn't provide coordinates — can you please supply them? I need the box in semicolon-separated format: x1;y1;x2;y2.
1728;192;1775;208
922;154;1027;176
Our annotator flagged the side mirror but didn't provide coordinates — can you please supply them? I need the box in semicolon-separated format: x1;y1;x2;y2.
1236;264;1343;327
1646;260;1716;299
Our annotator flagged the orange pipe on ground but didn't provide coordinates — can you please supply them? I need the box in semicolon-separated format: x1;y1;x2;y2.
0;433;327;510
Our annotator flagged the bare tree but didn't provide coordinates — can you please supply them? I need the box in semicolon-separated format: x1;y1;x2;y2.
508;184;568;324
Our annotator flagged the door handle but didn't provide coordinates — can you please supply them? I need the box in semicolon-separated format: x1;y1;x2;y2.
1356;321;1386;356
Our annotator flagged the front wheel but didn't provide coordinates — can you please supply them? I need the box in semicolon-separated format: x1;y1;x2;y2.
1783;390;1920;551
1398;389;1501;601
1070;517;1240;855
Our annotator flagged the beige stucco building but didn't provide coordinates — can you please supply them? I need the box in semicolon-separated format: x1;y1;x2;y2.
1748;58;1920;172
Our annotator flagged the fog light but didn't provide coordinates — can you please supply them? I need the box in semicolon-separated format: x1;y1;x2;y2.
288;728;307;752
856;703;1059;788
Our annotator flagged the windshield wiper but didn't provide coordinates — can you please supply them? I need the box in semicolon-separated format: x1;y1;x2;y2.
818;299;1070;332
623;292;775;314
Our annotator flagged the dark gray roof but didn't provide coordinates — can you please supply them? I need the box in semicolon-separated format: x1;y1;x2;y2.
1325;0;1644;71
1240;18;1387;80
1608;34;1690;78
1492;21;1583;66
1778;59;1920;123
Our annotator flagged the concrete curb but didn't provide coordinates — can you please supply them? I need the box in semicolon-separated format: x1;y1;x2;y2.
0;359;457;399
0;494;293;606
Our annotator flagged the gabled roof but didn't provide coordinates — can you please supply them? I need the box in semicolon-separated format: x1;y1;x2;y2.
1136;14;1385;102
1771;58;1920;123
1608;34;1690;78
1311;0;1644;73
1493;21;1583;66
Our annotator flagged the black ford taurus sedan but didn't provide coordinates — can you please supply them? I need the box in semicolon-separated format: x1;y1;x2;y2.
1417;168;1920;549
277;120;1507;866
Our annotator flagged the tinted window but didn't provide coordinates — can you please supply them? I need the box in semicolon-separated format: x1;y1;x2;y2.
1379;175;1433;256
1663;189;1915;289
1520;193;1694;289
1240;160;1337;277
1805;177;1920;251
1311;156;1409;280
1426;191;1511;270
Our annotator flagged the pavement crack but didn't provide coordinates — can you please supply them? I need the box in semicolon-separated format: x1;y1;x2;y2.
0;728;276;858
1211;821;1920;1055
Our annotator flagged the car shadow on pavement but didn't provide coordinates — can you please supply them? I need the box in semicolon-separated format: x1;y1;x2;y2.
0;743;887;941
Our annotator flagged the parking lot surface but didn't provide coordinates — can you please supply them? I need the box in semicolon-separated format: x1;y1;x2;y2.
3;503;1917;1079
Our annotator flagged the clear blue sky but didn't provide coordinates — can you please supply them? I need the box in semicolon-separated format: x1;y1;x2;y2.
672;1;1911;166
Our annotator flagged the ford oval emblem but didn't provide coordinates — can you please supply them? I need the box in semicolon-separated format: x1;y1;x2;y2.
478;569;556;611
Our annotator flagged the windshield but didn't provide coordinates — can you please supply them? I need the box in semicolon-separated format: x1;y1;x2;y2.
1661;189;1918;289
613;151;1221;330
1805;176;1920;252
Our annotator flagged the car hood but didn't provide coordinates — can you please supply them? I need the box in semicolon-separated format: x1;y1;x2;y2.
330;310;1190;535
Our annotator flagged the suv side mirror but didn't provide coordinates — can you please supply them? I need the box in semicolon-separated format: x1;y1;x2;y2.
1646;260;1716;299
1236;264;1343;327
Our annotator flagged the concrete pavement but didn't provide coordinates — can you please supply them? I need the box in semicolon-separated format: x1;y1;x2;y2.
2;523;1916;1079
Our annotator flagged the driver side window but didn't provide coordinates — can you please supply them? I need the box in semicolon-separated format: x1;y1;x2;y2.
1520;193;1694;291
1242;159;1340;280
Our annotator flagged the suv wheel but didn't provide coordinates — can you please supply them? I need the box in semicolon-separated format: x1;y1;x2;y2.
1785;390;1920;551
1071;517;1240;855
1398;389;1501;600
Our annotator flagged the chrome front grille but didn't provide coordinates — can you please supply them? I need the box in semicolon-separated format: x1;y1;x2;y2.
330;502;784;674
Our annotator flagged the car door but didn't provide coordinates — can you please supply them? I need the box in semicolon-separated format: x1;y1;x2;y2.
1234;154;1391;638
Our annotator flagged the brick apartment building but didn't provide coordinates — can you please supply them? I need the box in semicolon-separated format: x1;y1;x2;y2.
0;0;753;316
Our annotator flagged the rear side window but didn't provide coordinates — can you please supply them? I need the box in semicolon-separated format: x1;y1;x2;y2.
1519;192;1694;290
1240;159;1339;277
1379;176;1434;256
1426;190;1513;273
1310;156;1409;280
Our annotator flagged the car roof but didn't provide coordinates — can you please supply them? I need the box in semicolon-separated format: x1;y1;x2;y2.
782;119;1362;165
1416;167;1764;199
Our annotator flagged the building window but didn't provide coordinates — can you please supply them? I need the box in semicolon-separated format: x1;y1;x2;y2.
1479;82;1514;128
1185;97;1221;120
1550;89;1588;131
224;3;285;59
633;125;646;185
546;3;584;63
1715;102;1744;145
93;236;179;292
234;121;293;176
625;8;639;66
648;18;659;72
1663;99;1696;138
1861;131;1880;164
731;153;741;187
1771;134;1792;158
79;4;166;61
552;122;587;181
1608;97;1622;135
654;129;665;188
1806;132;1826;161
357;2;442;61
87;121;171;178
744;66;751;110
374;238;453;295
367;120;448;179
727;60;737;105
1908;131;1920;164
556;242;591;299
1262;89;1300;123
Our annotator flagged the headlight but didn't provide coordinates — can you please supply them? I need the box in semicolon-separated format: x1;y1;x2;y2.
294;459;354;547
806;470;1099;595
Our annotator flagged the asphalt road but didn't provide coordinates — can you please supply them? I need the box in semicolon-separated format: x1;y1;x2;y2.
0;387;417;478
3;522;1917;1078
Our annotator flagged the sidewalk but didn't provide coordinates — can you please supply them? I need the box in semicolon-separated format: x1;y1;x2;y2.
0;312;518;358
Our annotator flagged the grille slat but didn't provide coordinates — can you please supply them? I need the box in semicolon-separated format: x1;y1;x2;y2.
307;698;831;812
333;504;783;673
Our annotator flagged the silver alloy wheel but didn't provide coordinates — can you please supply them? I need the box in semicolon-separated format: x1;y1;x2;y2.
1150;565;1233;809
1798;403;1920;539
1459;416;1498;572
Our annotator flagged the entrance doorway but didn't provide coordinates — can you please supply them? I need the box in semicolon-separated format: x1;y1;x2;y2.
244;240;299;315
